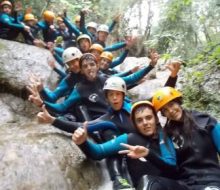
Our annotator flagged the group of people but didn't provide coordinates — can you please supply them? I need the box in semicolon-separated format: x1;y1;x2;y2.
1;1;220;190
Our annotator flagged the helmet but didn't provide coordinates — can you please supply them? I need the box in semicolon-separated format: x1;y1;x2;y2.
103;76;126;94
152;87;182;112
130;100;155;126
77;34;91;44
97;24;109;33
89;44;104;53
86;22;97;30
43;10;55;23
1;1;12;8
100;51;113;62
56;16;63;23
24;13;35;21
74;15;81;22
62;47;82;63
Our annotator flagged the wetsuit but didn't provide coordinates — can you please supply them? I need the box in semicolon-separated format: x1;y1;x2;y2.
43;65;154;119
0;12;33;41
37;20;57;42
56;27;76;49
166;110;220;190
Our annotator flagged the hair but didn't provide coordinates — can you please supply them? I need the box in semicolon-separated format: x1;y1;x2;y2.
131;104;159;129
163;98;199;143
79;53;97;68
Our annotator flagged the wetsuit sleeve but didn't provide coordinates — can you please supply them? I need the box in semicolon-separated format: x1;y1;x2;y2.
79;134;128;160
211;122;220;153
0;14;24;30
63;17;81;37
53;67;67;79
110;50;129;68
40;74;71;102
113;70;132;78
37;21;47;30
44;89;81;113
108;20;117;33
53;52;64;67
53;116;118;134
54;47;64;57
104;41;126;52
122;65;154;86
164;76;178;88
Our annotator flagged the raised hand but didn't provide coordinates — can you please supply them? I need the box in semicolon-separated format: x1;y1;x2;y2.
29;73;44;92
119;143;149;159
166;60;182;77
125;36;137;49
27;84;44;107
72;122;88;145
37;105;55;124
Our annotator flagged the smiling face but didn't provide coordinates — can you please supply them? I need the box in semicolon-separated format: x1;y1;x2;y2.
79;39;90;53
66;59;80;73
161;101;183;121
2;4;12;14
81;59;98;81
134;107;157;137
98;31;108;42
99;57;111;70
106;90;124;111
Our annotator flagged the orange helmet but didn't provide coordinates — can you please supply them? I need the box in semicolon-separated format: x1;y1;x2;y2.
131;100;155;126
43;10;55;23
56;16;63;22
1;1;12;8
24;13;36;21
89;44;104;53
100;51;113;62
152;87;182;112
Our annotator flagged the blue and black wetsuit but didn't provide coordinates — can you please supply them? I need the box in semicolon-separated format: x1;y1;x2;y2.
0;12;33;41
43;64;154;119
37;20;57;42
78;129;177;187
165;110;220;189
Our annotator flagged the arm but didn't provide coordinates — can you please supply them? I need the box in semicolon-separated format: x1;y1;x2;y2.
53;52;65;67
1;14;25;30
114;70;132;78
53;67;67;79
54;47;64;57
122;65;154;86
211;122;220;153
79;133;128;160
110;50;129;68
63;17;81;37
108;20;117;33
44;88;81;113
104;41;126;52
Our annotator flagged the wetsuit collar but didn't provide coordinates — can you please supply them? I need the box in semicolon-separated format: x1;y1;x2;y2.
108;100;131;114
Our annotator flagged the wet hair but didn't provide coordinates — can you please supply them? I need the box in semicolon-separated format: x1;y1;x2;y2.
79;53;97;68
131;104;159;128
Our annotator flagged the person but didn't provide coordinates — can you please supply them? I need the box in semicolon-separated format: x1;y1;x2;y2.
89;43;104;61
0;0;31;40
152;87;220;190
36;61;180;190
29;52;159;120
37;10;57;43
76;34;92;53
72;100;187;190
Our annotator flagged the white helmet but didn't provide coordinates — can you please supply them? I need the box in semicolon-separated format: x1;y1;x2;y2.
86;22;98;30
103;76;126;94
97;24;109;33
62;47;82;63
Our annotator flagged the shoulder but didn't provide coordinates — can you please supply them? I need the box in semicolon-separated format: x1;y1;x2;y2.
190;110;217;130
128;133;149;146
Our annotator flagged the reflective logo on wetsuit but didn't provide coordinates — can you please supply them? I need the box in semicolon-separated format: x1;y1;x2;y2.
89;93;98;102
204;187;220;190
172;135;184;149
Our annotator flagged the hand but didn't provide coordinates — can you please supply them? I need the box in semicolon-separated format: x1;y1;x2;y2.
33;39;47;48
25;7;32;14
48;60;56;69
166;60;182;77
113;13;121;22
72;122;88;145
81;8;91;15
125;36;137;49
149;54;160;67
37;105;55;124
27;84;44;107
29;73;44;92
46;42;55;52
24;25;30;33
119;143;149;159
14;1;23;12
49;25;55;31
